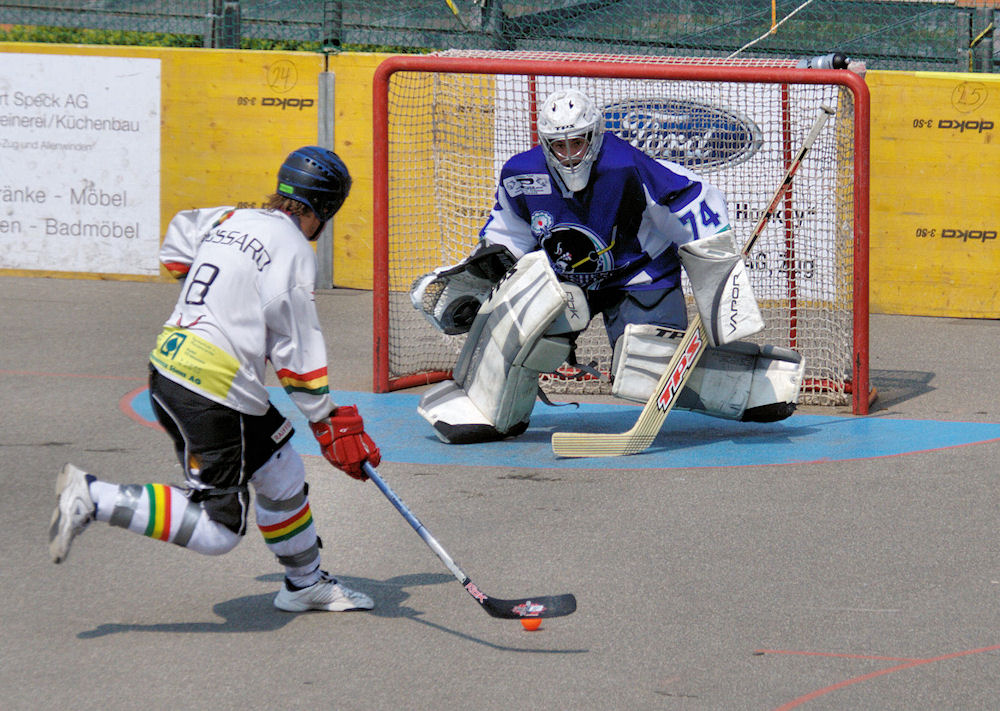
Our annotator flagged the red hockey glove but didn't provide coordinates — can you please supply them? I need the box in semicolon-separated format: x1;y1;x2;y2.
309;405;381;481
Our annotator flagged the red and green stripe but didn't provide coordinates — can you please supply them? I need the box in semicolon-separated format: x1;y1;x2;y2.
258;504;313;544
276;366;329;396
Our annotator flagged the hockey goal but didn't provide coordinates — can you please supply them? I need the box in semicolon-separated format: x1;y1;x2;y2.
373;50;871;414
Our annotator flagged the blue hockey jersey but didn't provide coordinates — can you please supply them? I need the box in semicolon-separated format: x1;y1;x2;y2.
479;133;730;292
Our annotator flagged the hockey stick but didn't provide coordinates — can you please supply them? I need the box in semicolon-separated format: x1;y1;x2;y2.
363;461;577;619
552;104;836;458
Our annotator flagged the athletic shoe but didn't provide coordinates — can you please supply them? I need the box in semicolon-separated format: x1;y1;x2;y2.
273;571;374;612
49;463;96;564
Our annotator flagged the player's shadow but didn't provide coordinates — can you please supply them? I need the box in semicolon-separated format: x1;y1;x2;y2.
76;572;587;654
75;572;454;639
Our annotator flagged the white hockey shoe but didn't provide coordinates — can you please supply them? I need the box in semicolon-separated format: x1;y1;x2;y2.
49;463;96;564
274;571;374;612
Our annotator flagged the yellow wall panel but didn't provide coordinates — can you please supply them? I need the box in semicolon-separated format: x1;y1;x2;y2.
4;42;998;318
160;48;324;221
868;70;999;317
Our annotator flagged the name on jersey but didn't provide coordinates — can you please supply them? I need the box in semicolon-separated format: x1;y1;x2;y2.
202;228;272;271
503;173;552;197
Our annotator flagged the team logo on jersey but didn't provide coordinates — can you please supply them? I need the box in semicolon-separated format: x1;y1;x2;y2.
503;173;552;197
539;224;615;286
602;99;762;170
530;211;554;238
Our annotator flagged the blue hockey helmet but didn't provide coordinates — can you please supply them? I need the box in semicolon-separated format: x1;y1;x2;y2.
276;146;352;222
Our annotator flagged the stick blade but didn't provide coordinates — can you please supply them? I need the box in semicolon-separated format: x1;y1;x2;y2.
551;431;655;458
481;593;578;619
550;321;706;458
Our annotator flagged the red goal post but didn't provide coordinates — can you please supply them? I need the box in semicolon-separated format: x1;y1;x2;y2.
373;50;872;415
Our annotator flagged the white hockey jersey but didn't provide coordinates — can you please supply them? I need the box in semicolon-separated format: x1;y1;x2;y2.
150;206;334;423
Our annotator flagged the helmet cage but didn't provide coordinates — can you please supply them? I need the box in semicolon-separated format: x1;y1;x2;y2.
536;90;604;193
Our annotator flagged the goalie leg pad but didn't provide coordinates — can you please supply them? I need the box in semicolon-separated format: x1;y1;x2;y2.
741;345;807;422
611;324;687;403
611;324;805;422
418;251;584;443
678;228;764;347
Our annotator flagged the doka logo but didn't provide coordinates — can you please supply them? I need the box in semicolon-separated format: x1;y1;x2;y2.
159;331;187;359
941;228;997;242
603;98;762;170
261;97;315;111
937;119;994;133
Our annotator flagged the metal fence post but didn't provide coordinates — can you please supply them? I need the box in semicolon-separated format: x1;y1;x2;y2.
206;0;241;49
324;0;343;51
316;70;336;289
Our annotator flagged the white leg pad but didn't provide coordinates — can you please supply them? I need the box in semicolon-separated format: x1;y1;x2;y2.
417;379;498;444
612;324;805;422
418;251;584;443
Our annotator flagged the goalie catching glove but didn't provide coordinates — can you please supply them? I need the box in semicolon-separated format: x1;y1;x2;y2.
410;243;516;334
309;405;381;481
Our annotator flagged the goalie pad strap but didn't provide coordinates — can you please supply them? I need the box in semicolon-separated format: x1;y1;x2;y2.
678;229;764;347
611;323;805;422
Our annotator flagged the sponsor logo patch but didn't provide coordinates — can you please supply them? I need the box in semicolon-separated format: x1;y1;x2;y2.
503;173;552;197
272;419;293;443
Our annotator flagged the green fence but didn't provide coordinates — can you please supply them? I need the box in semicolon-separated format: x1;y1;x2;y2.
1;1;997;71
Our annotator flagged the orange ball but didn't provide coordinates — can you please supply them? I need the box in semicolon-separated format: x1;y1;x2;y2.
520;617;542;631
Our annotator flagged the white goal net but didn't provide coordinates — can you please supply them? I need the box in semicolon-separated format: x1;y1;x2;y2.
373;50;870;412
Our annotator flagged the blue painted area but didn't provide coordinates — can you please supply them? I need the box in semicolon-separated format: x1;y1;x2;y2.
129;388;1000;469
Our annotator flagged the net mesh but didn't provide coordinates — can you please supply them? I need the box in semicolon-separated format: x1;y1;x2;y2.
381;50;859;405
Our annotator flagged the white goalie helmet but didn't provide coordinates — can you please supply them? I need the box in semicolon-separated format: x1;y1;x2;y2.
536;89;604;193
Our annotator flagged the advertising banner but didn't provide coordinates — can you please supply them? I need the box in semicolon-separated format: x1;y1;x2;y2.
0;53;161;275
868;71;999;317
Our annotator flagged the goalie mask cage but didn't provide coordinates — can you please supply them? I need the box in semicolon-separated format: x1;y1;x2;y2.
373;50;871;415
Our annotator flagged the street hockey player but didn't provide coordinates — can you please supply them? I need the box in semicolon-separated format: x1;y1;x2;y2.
49;147;382;612
411;89;805;444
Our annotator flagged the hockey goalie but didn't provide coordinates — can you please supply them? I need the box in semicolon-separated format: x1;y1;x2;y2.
411;89;805;444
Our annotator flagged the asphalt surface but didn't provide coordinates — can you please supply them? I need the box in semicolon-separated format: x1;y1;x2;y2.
2;275;999;710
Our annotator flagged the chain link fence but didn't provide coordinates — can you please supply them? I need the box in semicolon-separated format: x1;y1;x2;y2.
0;1;997;71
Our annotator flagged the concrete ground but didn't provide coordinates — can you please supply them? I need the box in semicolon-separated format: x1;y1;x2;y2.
2;275;998;710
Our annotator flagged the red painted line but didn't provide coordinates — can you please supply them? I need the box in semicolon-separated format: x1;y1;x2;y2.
756;649;920;663
763;644;1000;710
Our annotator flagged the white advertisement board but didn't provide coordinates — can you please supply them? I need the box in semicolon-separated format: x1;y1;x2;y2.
0;53;161;275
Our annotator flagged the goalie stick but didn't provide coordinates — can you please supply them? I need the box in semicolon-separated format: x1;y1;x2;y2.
363;461;577;619
551;104;836;458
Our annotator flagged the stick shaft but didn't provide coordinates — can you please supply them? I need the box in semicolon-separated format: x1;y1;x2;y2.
363;462;577;618
364;461;469;586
